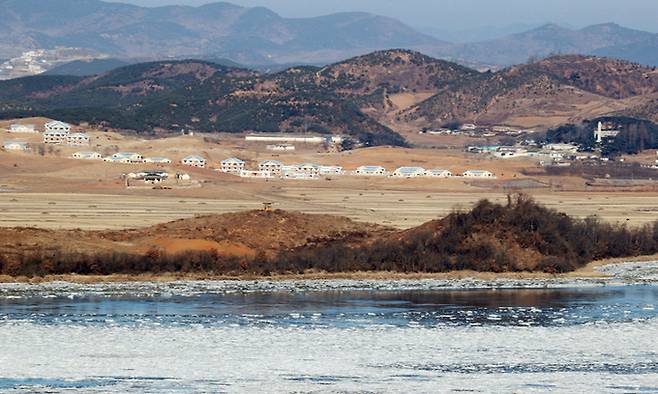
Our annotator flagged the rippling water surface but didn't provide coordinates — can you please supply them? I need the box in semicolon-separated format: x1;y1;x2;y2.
1;273;657;393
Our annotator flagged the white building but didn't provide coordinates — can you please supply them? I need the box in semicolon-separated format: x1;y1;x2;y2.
245;134;326;144
460;123;477;131
543;143;578;152
44;121;71;133
266;144;296;152
425;169;452;178
144;157;172;164
3;141;28;151
9;124;37;133
463;170;496;178
72;151;102;160
239;169;274;179
319;165;344;175
220;157;245;173
43;129;69;144
259;160;283;175
105;152;144;164
392;167;426;178
297;163;321;176
354;165;387;176
181;155;207;168
66;132;90;146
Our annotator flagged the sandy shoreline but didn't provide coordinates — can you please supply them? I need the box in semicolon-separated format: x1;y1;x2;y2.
1;254;657;284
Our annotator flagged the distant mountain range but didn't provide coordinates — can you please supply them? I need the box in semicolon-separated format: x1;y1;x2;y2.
1;50;657;146
0;0;441;66
1;0;658;73
438;23;658;67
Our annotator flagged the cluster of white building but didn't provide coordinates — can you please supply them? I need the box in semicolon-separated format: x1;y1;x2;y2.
216;158;495;180
218;158;344;180
3;121;91;150
41;121;91;146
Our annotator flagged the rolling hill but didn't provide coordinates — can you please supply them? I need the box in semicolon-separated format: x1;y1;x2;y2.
1;50;658;144
1;50;476;145
400;55;658;128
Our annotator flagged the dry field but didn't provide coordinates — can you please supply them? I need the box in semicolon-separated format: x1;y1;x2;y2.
0;189;656;230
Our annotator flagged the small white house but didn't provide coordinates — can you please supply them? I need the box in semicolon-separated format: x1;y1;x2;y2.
354;165;387;176
220;157;245;173
392;167;426;178
9;124;37;133
3;141;28;151
66;132;90;146
44;121;71;133
144;157;172;164
425;169;452;178
105;152;144;164
463;170;495;178
259;160;283;175
239;169;274;179
72;151;102;160
181;155;207;168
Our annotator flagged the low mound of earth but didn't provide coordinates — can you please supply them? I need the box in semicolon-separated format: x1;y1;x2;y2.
1;198;657;277
0;209;392;259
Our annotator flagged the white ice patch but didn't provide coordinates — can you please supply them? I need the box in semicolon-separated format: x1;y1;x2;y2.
0;320;657;392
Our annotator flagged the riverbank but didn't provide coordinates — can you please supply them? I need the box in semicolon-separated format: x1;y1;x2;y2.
1;255;656;284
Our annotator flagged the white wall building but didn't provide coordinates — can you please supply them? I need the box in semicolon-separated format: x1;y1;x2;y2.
245;134;326;144
463;170;496;178
72;151;102;160
425;169;452;178
354;165;387;176
144;157;172;164
392;167;426;178
543;143;578;152
259;160;283;175
66;132;90;146
266;144;296;152
181;155;207;168
44;121;71;133
105;152;144;164
297;163;321;176
43;130;69;144
9;124;37;133
220;157;245;173
3;141;28;151
319;166;344;175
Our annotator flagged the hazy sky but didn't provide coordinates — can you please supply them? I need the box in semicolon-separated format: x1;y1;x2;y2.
119;0;658;33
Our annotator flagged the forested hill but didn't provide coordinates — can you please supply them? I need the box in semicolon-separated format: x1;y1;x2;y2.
0;50;479;146
2;50;658;146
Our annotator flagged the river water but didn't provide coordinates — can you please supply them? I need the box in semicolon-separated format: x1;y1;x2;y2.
1;263;657;393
